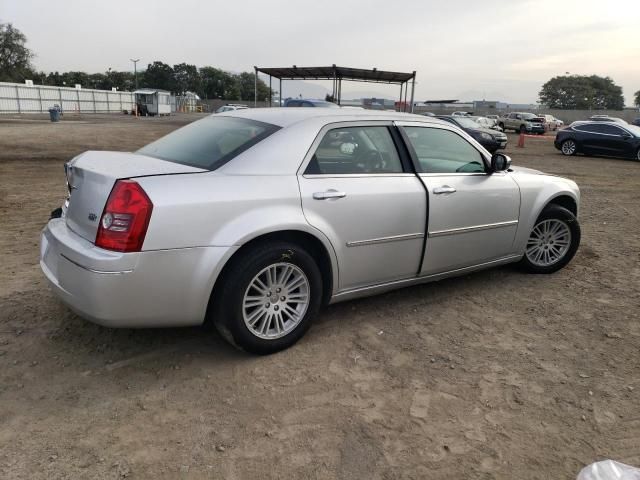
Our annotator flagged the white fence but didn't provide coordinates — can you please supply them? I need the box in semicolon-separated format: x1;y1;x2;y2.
0;82;135;114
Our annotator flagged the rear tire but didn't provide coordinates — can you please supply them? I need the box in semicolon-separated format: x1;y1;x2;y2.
211;241;322;355
518;205;580;274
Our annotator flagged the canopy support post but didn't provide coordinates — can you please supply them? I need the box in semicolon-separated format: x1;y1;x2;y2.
254;66;258;107
409;71;416;113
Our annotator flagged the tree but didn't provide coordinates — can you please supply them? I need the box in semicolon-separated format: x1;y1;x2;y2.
634;90;640;108
539;75;624;110
172;63;201;95
141;61;174;92
236;72;270;101
0;22;34;82
200;66;238;99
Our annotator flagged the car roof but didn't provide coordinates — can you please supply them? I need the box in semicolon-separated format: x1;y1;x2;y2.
570;121;627;127
219;107;449;128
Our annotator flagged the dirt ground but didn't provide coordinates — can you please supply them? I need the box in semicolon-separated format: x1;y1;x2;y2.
1;113;639;480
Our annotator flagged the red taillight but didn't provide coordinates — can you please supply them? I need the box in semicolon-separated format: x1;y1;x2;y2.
95;180;153;252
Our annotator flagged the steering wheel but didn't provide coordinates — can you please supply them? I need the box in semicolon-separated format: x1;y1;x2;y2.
455;161;484;173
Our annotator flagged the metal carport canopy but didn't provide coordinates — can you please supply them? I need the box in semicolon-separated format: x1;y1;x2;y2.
254;65;417;112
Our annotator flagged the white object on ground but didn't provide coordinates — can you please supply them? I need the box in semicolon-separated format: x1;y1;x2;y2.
577;460;640;480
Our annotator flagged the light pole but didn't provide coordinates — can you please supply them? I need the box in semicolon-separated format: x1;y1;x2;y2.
130;58;140;90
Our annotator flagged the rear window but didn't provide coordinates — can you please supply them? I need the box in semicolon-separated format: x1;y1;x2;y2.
137;116;280;170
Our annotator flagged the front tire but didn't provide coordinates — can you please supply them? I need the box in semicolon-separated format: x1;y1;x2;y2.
212;241;322;355
518;205;580;274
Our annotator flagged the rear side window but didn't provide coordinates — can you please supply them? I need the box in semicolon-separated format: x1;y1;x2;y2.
137;116;280;170
305;126;403;175
403;127;486;174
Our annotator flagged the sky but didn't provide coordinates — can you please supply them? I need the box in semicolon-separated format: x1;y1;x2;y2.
2;0;640;105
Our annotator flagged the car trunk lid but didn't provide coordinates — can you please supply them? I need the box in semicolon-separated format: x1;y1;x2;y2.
64;151;205;243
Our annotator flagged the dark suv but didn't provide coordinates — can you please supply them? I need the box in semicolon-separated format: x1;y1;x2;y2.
555;121;640;161
436;115;508;153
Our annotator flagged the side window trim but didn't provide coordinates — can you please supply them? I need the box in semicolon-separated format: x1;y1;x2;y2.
396;123;490;176
300;122;408;176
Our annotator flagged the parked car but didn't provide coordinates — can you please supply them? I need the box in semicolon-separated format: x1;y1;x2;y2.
555;121;640;161
539;114;562;131
486;115;500;121
436;115;507;152
633;118;640;127
472;116;503;132
284;99;339;108
216;104;249;113
451;111;471;117
588;115;627;124
499;112;546;134
41;109;580;354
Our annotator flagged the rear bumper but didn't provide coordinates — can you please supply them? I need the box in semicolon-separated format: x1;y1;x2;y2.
40;218;236;328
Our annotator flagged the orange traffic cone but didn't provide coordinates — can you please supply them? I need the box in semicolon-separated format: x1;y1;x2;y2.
517;132;525;148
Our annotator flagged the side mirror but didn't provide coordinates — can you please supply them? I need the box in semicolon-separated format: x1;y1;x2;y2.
491;153;512;172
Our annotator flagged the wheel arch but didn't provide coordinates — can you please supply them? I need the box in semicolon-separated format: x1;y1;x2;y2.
512;182;580;255
545;194;577;216
205;229;337;326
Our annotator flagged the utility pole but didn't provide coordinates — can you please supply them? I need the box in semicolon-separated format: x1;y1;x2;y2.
130;58;140;90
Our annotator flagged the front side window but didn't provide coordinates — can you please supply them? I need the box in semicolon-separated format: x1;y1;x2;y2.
138;116;280;170
599;125;625;135
402;127;486;174
305;126;403;175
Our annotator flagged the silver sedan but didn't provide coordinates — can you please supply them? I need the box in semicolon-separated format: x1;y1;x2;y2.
40;109;581;354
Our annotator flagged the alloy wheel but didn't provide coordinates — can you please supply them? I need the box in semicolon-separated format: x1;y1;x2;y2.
525;219;572;267
562;140;576;155
242;262;310;340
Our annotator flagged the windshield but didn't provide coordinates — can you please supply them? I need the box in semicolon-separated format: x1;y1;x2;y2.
137;116;280;170
455;117;482;129
522;113;538;120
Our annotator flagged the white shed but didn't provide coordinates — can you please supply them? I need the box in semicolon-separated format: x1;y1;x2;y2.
134;89;171;116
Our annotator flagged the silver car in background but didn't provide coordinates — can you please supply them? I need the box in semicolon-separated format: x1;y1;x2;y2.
40;109;581;354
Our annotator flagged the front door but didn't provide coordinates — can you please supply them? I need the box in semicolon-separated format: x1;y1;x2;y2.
397;122;521;275
298;123;427;291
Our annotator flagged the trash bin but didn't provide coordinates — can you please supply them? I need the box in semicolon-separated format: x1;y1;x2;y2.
48;107;61;122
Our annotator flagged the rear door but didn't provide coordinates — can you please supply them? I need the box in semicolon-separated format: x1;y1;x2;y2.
396;121;521;275
297;122;427;291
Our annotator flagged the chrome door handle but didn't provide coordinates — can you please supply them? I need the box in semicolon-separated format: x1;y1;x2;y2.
433;185;456;194
313;190;347;200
